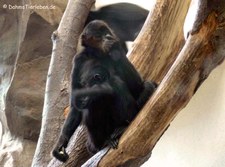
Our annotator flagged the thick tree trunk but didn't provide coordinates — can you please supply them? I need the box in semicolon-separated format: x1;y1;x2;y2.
31;0;95;166
129;0;191;82
83;0;191;166
96;0;225;166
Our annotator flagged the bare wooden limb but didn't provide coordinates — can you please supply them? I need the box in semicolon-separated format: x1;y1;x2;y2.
83;0;191;166
32;0;95;166
129;0;191;82
97;1;225;166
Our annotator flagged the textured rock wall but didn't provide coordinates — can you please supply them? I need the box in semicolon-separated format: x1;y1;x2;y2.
5;13;56;141
0;0;67;166
30;0;67;24
0;0;30;133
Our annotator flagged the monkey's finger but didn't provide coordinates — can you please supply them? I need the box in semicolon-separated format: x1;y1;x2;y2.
111;126;126;138
109;139;119;149
52;147;69;162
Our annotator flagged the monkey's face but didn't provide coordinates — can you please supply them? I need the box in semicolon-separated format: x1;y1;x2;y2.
80;65;110;88
81;20;118;53
76;65;111;109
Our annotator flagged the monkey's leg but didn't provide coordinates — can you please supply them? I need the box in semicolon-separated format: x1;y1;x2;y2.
104;126;127;149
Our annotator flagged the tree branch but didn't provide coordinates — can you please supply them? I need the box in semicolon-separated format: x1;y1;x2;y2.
129;0;191;82
32;0;95;166
83;0;192;166
97;0;225;166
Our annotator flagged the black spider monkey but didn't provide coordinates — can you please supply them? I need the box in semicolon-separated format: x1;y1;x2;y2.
52;20;157;162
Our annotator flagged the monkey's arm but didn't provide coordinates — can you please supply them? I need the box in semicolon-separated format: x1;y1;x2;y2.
106;76;138;149
106;81;157;149
73;83;114;98
73;83;114;109
137;81;158;110
52;107;82;162
52;61;83;162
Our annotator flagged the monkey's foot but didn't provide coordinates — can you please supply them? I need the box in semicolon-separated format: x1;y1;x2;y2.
106;126;127;149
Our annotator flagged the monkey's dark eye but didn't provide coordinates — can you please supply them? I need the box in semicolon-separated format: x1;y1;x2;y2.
105;34;114;40
93;74;102;81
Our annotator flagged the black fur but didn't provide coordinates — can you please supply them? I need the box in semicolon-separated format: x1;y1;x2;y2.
52;19;156;163
86;3;149;52
80;20;156;101
74;60;138;153
86;3;149;41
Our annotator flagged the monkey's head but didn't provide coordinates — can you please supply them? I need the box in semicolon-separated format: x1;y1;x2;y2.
80;60;110;88
74;60;113;109
81;20;119;53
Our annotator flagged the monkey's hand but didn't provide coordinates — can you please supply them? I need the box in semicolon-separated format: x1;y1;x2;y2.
105;126;127;149
52;146;69;162
137;81;158;110
76;96;90;109
52;136;69;162
102;34;118;53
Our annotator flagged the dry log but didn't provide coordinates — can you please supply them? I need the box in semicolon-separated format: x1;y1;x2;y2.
32;0;95;166
83;0;191;166
129;0;191;82
97;1;225;166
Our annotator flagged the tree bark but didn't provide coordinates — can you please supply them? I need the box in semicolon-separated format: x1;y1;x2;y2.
129;0;191;82
96;0;225;166
82;0;190;166
34;0;225;166
31;0;95;166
